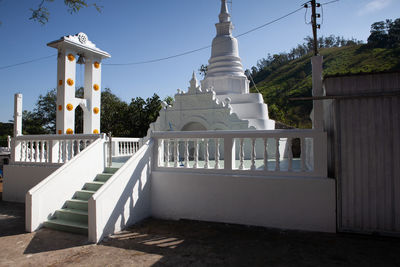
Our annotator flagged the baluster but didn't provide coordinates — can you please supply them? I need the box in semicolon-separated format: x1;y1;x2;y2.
301;137;306;172
174;139;179;167
129;142;133;154
76;140;80;154
34;141;39;162
20;141;25;162
288;137;293;171
29;141;33;162
124;142;127;155
65;140;69;162
164;140;170;167
25;141;28;162
263;138;268;171
275;138;280;171
71;140;75;158
239;138;244;170
251;138;256;170
204;138;209;169
58;140;63;163
184;139;189;168
215;138;220;169
194;139;199;168
40;141;45;162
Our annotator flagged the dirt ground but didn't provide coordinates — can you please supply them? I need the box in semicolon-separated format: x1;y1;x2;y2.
1;193;400;266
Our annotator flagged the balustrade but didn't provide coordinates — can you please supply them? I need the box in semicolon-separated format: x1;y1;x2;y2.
11;134;100;165
153;129;327;177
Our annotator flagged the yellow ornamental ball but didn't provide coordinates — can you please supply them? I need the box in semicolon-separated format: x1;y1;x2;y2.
67;78;74;86
66;103;74;111
93;107;100;114
58;80;63;86
93;129;99;134
94;61;100;69
67;54;75;61
66;128;73;134
93;84;99;91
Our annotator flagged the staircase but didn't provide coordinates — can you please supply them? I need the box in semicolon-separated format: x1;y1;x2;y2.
43;166;119;235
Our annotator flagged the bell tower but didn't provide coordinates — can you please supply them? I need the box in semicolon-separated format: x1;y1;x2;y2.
47;32;110;134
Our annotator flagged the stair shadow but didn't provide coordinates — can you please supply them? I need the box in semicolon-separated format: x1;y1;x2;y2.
97;145;152;241
0;201;26;237
24;228;89;254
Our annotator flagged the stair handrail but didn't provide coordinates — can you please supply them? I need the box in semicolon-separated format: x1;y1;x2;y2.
88;138;153;243
26;134;107;232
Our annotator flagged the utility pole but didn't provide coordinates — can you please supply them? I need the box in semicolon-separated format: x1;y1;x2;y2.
310;0;321;55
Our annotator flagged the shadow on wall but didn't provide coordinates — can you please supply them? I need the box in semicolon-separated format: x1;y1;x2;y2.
99;146;152;241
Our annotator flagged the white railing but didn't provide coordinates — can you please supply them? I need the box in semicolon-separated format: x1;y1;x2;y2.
152;129;327;177
111;137;142;157
11;134;101;165
89;139;153;243
26;136;107;232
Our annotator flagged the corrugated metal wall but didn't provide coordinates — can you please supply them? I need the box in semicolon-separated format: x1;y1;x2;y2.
324;72;400;235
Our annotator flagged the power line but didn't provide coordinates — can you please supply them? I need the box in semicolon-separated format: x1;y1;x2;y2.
0;4;315;70
104;6;304;66
321;0;339;6
0;54;57;70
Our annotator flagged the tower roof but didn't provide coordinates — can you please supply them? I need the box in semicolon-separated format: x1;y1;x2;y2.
47;32;110;59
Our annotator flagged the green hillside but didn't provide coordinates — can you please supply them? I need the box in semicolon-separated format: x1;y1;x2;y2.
251;45;400;128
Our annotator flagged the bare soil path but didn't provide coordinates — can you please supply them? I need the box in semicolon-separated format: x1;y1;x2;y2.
0;200;399;266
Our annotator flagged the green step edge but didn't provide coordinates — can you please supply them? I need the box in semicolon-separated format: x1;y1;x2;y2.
44;218;88;235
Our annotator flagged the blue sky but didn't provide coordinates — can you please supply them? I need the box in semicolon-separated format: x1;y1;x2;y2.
1;0;400;123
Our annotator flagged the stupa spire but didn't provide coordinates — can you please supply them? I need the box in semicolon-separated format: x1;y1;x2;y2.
219;0;231;23
201;0;249;95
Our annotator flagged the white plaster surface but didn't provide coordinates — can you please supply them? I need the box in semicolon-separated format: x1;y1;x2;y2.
89;140;153;243
3;165;59;203
151;171;336;233
26;137;106;232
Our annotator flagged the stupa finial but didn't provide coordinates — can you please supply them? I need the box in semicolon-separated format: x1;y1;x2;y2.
219;0;231;23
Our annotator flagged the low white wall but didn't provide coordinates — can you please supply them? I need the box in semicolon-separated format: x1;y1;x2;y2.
3;165;59;203
89;140;153;243
151;171;336;233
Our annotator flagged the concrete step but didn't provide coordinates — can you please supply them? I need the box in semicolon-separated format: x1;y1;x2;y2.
104;167;119;174
44;218;88;235
74;190;96;201
54;208;88;223
66;199;88;211
94;173;113;182
83;181;104;191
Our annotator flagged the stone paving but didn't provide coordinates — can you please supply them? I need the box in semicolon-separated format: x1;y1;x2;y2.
0;199;400;267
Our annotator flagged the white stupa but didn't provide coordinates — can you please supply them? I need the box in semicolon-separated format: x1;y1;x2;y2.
149;0;275;132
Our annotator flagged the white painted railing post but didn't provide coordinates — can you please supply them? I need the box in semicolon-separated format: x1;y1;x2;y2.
214;138;220;169
204;138;209;169
251;138;256;171
224;137;234;171
194;139;199;168
174;139;179;168
275;138;280;171
239;138;244;170
263;138;268;172
313;132;327;177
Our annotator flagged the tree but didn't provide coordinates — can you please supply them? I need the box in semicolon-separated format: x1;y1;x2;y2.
198;64;208;78
30;0;102;24
35;88;57;133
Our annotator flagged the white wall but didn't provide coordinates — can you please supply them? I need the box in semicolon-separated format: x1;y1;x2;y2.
89;140;153;243
26;138;106;232
3;165;59;203
151;171;336;233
